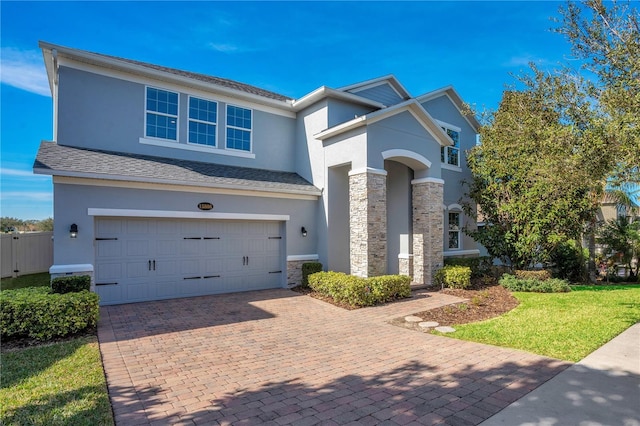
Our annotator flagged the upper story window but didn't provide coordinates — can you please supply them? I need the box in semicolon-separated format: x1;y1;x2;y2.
188;97;217;147
226;105;252;152
146;87;178;141
441;126;460;167
448;211;461;250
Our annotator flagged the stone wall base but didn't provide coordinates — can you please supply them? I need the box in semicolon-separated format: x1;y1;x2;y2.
398;256;413;278
287;260;307;287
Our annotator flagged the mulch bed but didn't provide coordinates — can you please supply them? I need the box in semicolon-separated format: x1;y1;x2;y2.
292;279;520;328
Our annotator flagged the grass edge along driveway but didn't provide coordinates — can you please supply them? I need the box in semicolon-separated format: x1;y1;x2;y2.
437;285;640;362
0;336;114;426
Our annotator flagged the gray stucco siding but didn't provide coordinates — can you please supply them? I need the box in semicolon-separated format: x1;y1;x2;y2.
326;98;375;128
349;84;403;106
366;112;442;177
52;182;318;266
57;66;297;172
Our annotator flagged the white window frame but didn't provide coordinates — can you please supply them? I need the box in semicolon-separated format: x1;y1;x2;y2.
145;86;179;142
437;120;462;171
225;104;253;153
187;95;218;148
448;211;462;250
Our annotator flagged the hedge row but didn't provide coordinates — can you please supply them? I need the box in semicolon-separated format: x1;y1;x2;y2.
444;256;493;278
51;275;91;294
499;274;571;293
514;270;552;281
434;265;472;289
0;287;99;341
301;262;323;287
308;272;411;307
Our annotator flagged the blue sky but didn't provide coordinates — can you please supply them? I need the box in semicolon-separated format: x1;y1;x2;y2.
1;0;571;220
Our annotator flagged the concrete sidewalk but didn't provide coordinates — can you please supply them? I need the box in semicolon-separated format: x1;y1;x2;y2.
480;323;640;426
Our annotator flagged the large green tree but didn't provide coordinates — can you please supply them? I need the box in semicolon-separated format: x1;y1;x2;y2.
557;0;639;185
465;0;638;270
465;70;610;269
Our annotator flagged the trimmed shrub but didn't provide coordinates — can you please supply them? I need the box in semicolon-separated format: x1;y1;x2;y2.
301;262;323;287
500;274;571;293
444;256;493;278
367;275;412;302
51;275;91;294
434;265;472;289
308;272;411;307
515;270;551;281
549;240;588;283
1;287;99;341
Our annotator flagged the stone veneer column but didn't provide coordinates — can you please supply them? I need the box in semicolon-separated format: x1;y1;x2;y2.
412;178;444;285
349;169;387;277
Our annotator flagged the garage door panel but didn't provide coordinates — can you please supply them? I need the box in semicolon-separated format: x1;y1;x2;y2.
95;218;283;305
180;239;202;255
156;260;177;276
95;262;122;281
126;240;149;257
156;239;179;256
126;261;149;278
96;240;122;257
204;259;223;274
126;219;151;235
96;218;122;236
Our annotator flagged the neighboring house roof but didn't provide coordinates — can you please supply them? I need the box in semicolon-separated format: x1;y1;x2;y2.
39;41;293;105
417;86;482;132
314;99;453;147
33;142;321;196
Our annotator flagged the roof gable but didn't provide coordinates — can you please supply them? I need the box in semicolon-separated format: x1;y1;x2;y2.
338;75;410;106
417;86;481;132
39;41;292;105
314;99;451;146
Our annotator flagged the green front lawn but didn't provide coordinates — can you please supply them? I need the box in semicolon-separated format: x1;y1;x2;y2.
1;272;50;291
438;285;640;362
0;337;113;426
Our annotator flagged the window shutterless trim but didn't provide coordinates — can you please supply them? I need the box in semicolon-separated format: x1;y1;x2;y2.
144;86;179;142
225;103;253;153
187;95;218;147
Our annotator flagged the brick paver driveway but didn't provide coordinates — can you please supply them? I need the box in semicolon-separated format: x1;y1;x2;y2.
98;289;569;425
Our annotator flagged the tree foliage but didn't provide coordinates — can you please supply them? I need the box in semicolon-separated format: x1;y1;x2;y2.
557;0;640;184
465;71;609;269
597;216;640;280
465;0;639;270
0;217;54;233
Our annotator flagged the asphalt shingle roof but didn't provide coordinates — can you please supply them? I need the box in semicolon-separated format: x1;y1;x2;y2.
34;142;319;195
94;51;292;102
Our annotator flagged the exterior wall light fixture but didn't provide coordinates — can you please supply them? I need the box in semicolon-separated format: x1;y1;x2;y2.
301;227;308;237
70;223;78;238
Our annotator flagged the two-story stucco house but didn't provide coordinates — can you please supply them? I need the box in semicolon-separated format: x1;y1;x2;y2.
34;41;481;305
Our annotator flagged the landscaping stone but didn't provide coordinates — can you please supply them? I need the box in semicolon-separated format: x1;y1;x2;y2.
404;315;423;323
419;321;439;328
435;326;456;333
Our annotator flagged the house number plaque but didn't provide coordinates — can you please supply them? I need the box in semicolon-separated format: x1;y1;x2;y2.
197;202;214;211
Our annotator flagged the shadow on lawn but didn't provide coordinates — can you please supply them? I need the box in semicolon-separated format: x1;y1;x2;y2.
1;384;113;425
108;358;575;425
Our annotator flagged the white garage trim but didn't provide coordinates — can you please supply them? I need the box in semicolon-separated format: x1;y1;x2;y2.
286;254;319;262
88;208;290;221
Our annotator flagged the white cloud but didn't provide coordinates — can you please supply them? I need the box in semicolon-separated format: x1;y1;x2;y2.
0;168;49;178
1;191;52;202
207;43;240;53
503;54;551;68
0;47;50;97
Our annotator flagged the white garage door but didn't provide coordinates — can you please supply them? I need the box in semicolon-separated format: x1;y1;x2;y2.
94;218;283;305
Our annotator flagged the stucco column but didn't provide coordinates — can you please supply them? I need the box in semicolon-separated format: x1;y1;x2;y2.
412;177;444;285
349;168;387;277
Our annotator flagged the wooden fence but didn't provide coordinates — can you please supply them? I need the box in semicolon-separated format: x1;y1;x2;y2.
1;232;53;278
